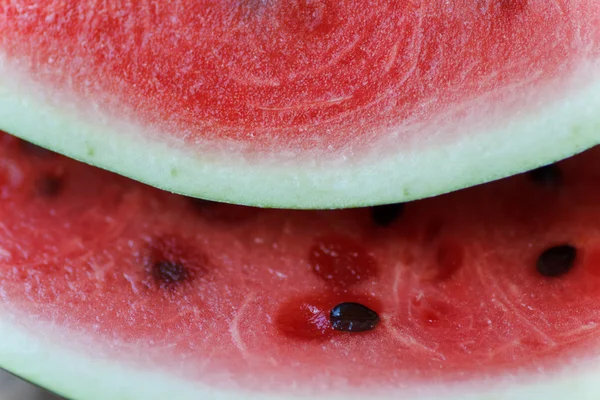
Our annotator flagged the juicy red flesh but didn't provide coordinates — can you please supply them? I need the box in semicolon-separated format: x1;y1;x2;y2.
1;132;600;391
2;1;600;154
308;235;378;290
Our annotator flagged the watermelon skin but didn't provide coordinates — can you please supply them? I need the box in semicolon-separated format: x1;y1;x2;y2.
1;131;600;399
1;1;599;208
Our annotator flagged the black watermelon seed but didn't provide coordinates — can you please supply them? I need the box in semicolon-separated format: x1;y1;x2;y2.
371;203;404;227
536;245;577;277
152;260;188;285
529;164;562;188
330;302;380;333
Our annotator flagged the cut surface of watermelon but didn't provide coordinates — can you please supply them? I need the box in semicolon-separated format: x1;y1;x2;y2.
1;1;600;207
1;131;600;399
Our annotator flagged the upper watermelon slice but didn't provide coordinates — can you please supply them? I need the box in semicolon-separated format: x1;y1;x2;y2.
1;1;600;208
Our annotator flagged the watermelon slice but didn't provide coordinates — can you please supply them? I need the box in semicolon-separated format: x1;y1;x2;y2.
1;130;600;399
1;1;599;207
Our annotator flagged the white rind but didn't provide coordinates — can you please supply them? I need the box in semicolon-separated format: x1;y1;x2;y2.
0;55;599;209
2;308;600;400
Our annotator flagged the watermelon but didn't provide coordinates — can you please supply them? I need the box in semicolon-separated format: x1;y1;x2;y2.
1;1;600;208
1;130;600;399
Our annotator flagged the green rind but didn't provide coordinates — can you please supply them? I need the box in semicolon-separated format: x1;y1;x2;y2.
0;56;599;209
1;309;600;400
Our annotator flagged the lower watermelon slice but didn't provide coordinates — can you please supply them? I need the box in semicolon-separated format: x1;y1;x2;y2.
1;1;600;207
1;130;600;399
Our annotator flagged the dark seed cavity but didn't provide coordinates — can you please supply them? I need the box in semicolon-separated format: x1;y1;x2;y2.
144;235;208;289
529;164;562;188
536;245;577;277
330;302;380;333
36;174;63;196
371;203;404;227
275;297;334;341
152;260;189;285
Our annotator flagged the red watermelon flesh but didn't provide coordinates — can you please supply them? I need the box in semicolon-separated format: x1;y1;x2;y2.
1;130;600;399
1;1;599;207
1;0;596;150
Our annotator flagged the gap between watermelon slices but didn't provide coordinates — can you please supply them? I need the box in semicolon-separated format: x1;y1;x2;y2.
1;0;600;208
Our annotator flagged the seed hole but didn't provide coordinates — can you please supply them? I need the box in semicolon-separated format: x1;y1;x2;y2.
276;294;382;341
144;235;208;288
152;260;188;285
275;296;333;341
36;173;64;197
536;244;577;277
529;164;562;188
371;203;404;227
